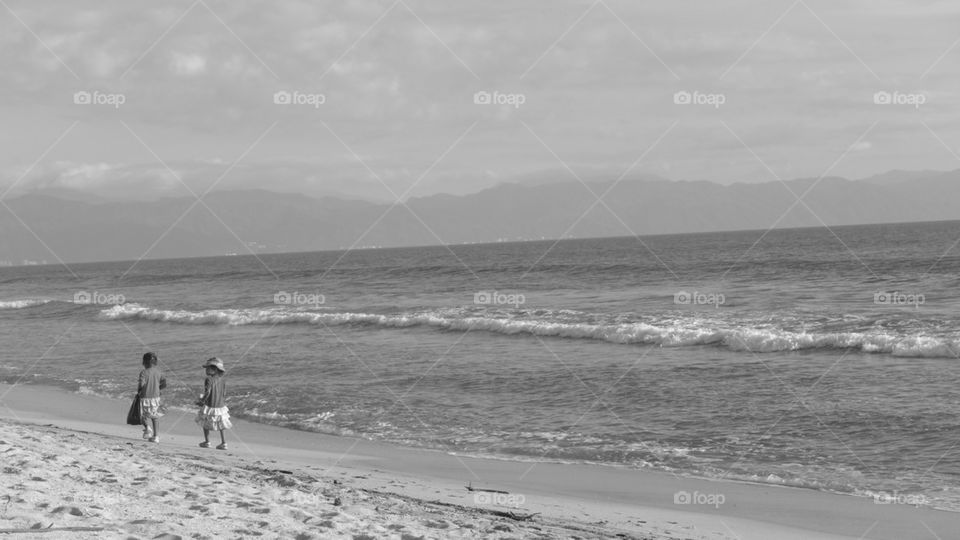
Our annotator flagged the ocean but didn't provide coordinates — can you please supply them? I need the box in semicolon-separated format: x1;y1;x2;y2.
1;220;959;510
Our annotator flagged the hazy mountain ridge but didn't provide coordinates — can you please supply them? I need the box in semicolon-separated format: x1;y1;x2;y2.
1;171;959;264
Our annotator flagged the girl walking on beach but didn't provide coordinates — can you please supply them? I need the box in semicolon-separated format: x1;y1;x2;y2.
196;357;232;450
138;352;165;443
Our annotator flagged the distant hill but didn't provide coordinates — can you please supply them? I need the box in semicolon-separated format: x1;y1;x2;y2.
2;170;960;263
857;169;946;186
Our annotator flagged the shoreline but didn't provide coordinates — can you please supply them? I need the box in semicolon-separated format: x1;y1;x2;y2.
63;381;958;513
1;383;956;539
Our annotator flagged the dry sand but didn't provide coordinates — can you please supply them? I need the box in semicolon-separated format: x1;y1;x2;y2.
0;383;956;539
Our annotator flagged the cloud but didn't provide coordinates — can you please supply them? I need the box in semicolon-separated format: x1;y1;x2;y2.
0;0;958;193
171;53;207;76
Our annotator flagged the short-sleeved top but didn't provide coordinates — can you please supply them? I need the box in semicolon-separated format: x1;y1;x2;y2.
138;367;162;399
203;375;226;408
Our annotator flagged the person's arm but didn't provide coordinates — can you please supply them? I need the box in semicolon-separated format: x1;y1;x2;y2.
137;370;145;395
194;378;207;407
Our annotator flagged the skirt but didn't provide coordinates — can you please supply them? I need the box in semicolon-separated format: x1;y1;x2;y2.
140;397;165;419
195;405;233;431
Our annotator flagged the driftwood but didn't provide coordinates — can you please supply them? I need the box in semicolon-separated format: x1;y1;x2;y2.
465;482;509;494
486;509;539;521
462;483;538;521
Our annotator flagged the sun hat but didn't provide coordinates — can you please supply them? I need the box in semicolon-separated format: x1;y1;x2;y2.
202;357;226;373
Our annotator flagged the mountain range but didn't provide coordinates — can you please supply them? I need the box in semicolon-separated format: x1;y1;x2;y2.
2;170;959;264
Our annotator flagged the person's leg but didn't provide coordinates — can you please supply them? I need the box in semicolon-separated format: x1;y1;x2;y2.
198;428;211;448
152;418;160;439
215;428;228;449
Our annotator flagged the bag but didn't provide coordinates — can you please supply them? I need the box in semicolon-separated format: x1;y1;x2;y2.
126;394;142;425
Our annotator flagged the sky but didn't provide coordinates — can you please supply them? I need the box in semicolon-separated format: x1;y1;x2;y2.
1;0;959;203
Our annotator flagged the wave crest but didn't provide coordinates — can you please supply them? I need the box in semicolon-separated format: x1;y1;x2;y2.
0;299;50;309
98;304;959;358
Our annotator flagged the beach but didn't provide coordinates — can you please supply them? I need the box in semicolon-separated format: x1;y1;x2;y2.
4;0;960;536
0;383;955;539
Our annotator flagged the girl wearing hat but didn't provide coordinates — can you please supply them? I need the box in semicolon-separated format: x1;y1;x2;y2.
195;357;232;450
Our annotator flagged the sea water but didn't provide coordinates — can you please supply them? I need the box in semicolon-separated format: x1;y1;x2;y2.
2;221;959;510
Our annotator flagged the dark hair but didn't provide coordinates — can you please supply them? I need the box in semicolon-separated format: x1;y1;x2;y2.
142;352;158;368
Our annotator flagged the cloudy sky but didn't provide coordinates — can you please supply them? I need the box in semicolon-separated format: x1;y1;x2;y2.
1;0;959;202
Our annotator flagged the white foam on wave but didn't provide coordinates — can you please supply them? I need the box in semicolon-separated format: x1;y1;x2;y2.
0;299;50;309
98;303;959;358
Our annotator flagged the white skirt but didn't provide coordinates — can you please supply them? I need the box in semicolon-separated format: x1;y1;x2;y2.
141;397;165;419
195;405;233;431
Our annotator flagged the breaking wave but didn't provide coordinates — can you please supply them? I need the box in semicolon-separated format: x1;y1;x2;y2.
0;299;51;309
98;303;960;358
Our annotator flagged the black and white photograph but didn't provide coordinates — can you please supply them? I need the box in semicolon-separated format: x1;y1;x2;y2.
1;1;960;538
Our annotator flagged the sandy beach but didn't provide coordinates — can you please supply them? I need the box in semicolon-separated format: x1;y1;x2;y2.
6;0;960;537
0;383;956;539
